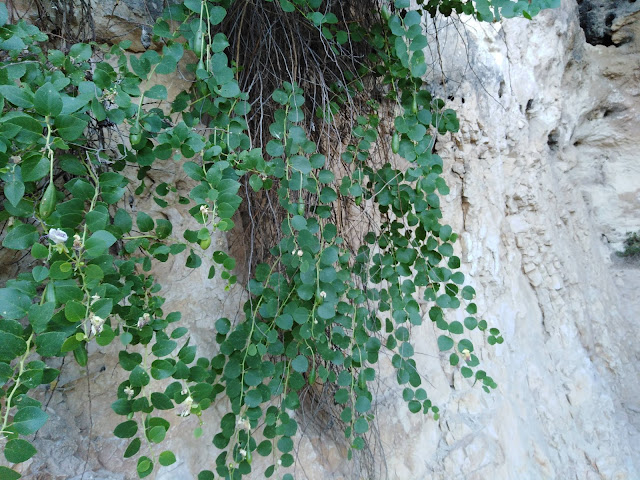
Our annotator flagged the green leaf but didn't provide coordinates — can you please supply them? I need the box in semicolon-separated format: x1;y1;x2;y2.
152;339;177;357
4;176;24;207
147;425;166;443
448;321;464;334
183;0;200;12
215;317;231;334
353;416;369;434
462;285;475;300
290;156;312;174
0;287;31;321
291;355;308;373
119;351;142;371
186;250;201;268
0;85;33;108
85;207;109;232
398;341;414;357
60;335;81;353
464;317;478;330
55;114;88;141
266;139;284;156
277;436;293;453
458;339;474;353
249;174;263;192
0;466;20;480
69;43;92;61
0;330;27;361
31;243;49;259
137;212;154;232
84;230;117;257
114;420;138;438
354;396;371;413
290;215;307;231
28;302;54;333
209;5;227;24
64;300;85;323
144;85;167;100
12;406;48;435
2;223;38;250
257;440;272;456
21;156;49;182
156;219;172;239
151;392;174;410
0;3;8;27
218;81;240;98
130;365;150;387
114;209;132;233
4;438;37;463
35;331;66;356
124;438;141;458
159;450;176;466
34;83;63;116
210;33;229;52
150;359;176;380
437;335;454;351
244;389;262;408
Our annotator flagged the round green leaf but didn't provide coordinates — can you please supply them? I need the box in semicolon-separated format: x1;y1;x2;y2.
34;83;62;116
277;436;293;453
2;223;38;250
12;406;48;435
0;466;20;480
437;335;454;351
354;396;371;413
244;389;262;408
291;355;308;373
159;450;176;466
4;438;37;463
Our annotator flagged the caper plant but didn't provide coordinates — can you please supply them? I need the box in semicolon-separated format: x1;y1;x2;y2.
0;0;557;478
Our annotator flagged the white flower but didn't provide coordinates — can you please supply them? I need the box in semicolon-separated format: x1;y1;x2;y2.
90;313;106;336
462;348;471;361
319;291;326;298
90;294;101;304
124;385;134;400
137;312;151;329
239;448;247;457
181;387;188;396
237;417;250;430
200;205;209;216
48;228;68;245
178;396;194;417
297;249;303;257
73;234;83;249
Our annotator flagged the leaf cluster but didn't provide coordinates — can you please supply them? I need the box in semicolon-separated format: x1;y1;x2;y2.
0;0;551;478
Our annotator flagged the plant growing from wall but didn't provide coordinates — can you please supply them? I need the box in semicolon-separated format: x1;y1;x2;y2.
0;0;557;478
617;231;640;259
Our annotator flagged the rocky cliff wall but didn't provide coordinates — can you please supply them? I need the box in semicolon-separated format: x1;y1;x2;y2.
3;1;639;479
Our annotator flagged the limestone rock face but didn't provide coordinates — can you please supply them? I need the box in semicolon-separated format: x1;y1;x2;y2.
2;1;640;479
577;0;640;46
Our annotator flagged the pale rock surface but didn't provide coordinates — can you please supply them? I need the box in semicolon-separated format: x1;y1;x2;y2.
2;1;639;479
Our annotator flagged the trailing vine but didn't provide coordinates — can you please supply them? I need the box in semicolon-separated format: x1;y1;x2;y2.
0;0;558;478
